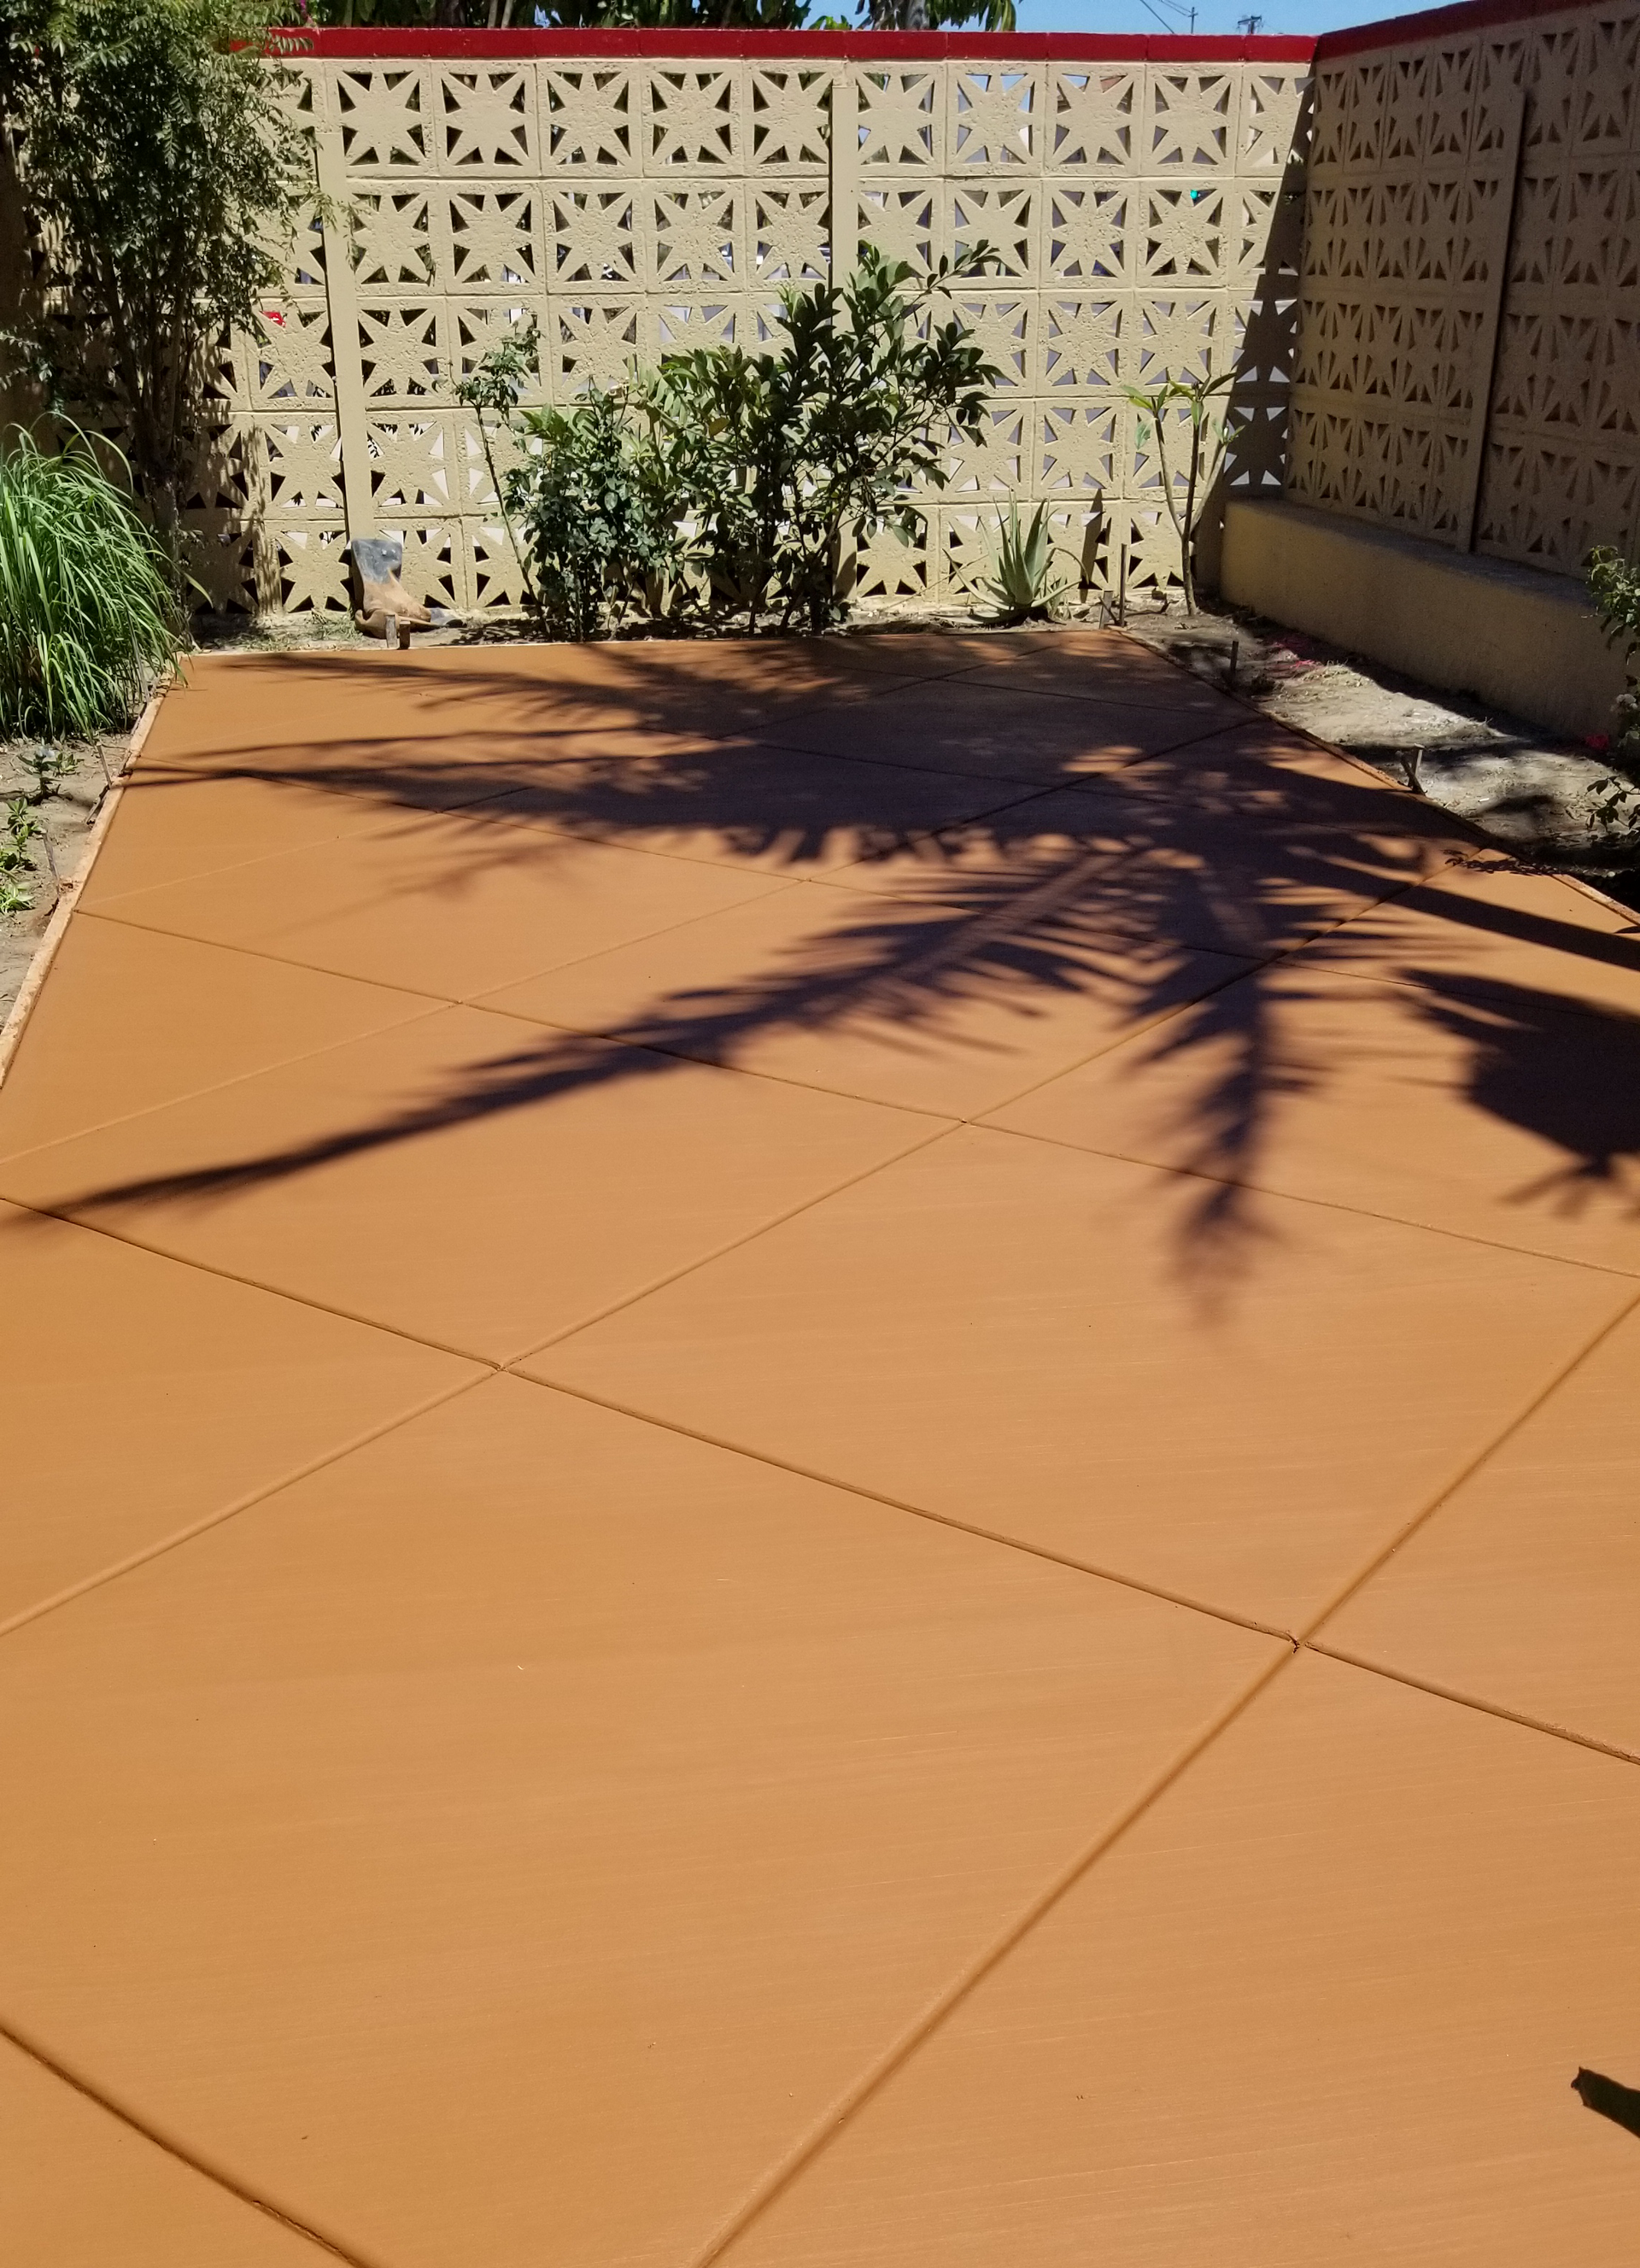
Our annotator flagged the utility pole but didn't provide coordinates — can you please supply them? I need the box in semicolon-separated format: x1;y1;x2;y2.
1238;13;1265;30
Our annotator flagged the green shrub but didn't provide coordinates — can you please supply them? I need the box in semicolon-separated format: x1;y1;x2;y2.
456;243;1001;640
1584;547;1640;839
509;387;686;642
0;429;177;739
658;242;1001;633
1588;547;1640;754
3;0;312;588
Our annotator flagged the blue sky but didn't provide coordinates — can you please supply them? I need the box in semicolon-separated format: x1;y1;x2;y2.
1013;0;1411;35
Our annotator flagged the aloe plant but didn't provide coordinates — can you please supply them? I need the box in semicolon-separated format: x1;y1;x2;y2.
972;500;1072;624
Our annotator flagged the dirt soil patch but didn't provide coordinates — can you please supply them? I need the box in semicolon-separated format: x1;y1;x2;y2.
0;732;128;1034
1122;601;1640;911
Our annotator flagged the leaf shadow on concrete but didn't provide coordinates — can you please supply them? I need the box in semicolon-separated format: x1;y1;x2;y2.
48;638;1640;1286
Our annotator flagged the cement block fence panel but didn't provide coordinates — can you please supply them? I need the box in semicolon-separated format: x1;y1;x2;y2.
171;32;1315;615
1291;0;1640;579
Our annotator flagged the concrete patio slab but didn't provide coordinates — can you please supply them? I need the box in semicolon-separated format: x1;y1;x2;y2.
91;806;786;1001
753;675;1234;783
946;632;1248;712
2;2037;332;2268
484;741;1053;882
987;959;1640;1275
874;738;1470;956
0;918;432;1160
77;772;394;907
0;1198;475;1625
0;1005;940;1362
1320;1300;1640;1755
3;632;1637;2263
477;878;1256;1119
141;645;964;803
1299;857;1640;1019
530;1124;1631;1631
719;1650;1640;2268
0;1377;1280;2268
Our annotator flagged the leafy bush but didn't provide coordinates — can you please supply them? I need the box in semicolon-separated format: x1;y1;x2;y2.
459;243;1000;639
1584;546;1640;838
511;388;686;642
2;0;312;587
457;323;682;639
658;243;1001;632
0;428;177;739
1589;547;1640;753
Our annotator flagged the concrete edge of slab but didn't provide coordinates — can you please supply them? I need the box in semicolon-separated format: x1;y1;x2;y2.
0;683;168;1091
1220;494;1629;741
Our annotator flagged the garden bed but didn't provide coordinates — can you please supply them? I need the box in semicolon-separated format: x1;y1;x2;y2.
1126;604;1640;915
0;731;130;1036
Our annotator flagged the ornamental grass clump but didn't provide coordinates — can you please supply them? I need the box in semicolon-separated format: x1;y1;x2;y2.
0;429;178;739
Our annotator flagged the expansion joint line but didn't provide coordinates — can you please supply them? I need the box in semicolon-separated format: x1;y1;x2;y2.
688;1639;1297;2268
690;1281;1640;2264
0;2017;388;2268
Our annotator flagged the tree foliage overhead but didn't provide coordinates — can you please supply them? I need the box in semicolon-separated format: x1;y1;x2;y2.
293;0;1014;32
1;0;313;574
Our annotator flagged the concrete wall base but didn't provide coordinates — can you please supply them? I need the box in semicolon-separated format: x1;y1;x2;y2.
1219;495;1629;741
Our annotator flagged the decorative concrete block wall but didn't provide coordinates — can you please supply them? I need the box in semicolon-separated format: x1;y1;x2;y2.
191;32;1312;615
1290;0;1640;577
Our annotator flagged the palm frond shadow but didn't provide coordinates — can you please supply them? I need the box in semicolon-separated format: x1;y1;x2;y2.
64;641;1640;1281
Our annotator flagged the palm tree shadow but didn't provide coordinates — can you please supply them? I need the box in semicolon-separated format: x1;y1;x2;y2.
1404;971;1640;1216
50;638;1640;1290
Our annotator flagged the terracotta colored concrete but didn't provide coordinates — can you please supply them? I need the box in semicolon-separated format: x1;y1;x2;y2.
478;879;1256;1119
1320;1299;1640;1757
1299;856;1640;1019
530;1125;1631;1629
987;958;1640;1275
483;740;1051;880
0;1379;1280;2268
0;1198;475;1623
3;636;1638;2260
0;1005;937;1362
0;916;432;1160
944;624;1245;710
1;2037;332;2267
751;675;1237;782
77;771;392;905
722;1652;1640;2267
93;806;786;1000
